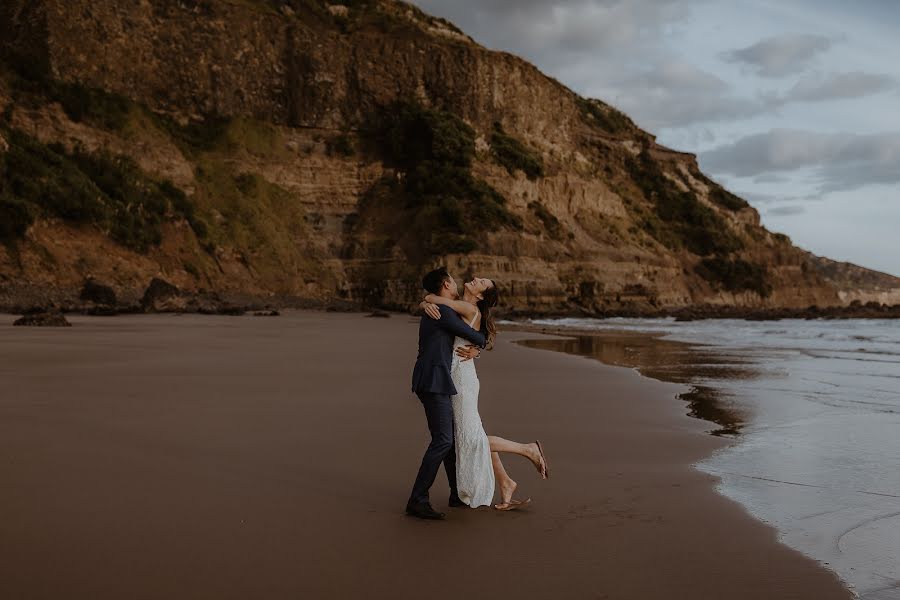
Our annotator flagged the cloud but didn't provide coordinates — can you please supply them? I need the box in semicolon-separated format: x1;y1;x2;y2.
753;174;791;184
411;1;900;137
764;71;897;106
766;205;806;216
411;0;723;131
412;0;699;58
596;58;767;129
732;189;820;205
701;129;900;192
721;33;835;77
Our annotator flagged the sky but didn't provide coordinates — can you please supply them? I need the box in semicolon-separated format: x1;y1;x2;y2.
411;0;900;276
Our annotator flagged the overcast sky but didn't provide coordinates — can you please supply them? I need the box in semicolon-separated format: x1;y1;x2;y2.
412;0;900;276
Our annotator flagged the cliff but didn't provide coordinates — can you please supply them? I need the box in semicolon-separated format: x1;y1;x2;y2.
1;0;897;313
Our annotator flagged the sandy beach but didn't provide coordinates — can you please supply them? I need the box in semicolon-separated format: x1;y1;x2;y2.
0;311;850;599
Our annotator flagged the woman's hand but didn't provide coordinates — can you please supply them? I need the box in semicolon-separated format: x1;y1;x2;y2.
421;300;441;320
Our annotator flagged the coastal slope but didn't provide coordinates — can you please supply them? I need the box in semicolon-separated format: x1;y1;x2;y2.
1;0;897;313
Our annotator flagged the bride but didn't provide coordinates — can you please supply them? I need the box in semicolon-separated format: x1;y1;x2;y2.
422;276;549;510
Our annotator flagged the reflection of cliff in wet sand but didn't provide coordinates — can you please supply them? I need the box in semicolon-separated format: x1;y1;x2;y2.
514;328;757;436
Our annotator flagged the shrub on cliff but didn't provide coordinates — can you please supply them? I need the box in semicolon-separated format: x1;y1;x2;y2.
490;122;544;180
2;57;133;132
152;114;231;154
326;133;355;157
0;194;33;243
0;127;203;252
3;131;107;223
379;100;475;169
578;98;634;135
695;257;772;297
528;201;564;240
367;101;521;255
708;186;749;211
683;169;750;213
625;149;742;256
53;83;132;131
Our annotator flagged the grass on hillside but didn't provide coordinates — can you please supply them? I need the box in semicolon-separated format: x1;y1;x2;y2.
528;201;564;240
624;148;743;257
577;98;636;135
359;100;522;256
620;147;775;296
490;122;544;180
695;257;772;297
0;127;204;252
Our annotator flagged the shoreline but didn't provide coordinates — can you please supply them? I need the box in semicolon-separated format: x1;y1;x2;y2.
507;317;900;598
2;280;899;321
507;325;754;437
0;311;851;599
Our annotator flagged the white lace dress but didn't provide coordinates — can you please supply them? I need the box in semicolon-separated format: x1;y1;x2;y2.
451;313;495;508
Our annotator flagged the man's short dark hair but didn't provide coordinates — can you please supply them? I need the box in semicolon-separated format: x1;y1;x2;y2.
422;267;450;294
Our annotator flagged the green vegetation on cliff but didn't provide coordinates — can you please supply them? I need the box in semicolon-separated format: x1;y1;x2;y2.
1;52;133;132
0;127;201;251
621;149;771;295
528;201;564;240
707;186;749;212
625;148;743;257
490;122;544;180
191;160;319;282
363;100;521;255
578;98;636;135
695;257;772;297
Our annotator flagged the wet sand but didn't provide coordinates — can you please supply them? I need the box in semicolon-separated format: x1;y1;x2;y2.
514;330;758;436
0;311;850;599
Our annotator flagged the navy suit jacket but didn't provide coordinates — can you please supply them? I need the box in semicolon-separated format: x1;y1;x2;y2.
411;304;486;396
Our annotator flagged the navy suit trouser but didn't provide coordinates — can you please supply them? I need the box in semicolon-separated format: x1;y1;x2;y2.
408;391;458;506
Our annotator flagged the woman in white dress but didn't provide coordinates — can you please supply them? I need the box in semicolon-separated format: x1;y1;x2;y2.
422;277;549;510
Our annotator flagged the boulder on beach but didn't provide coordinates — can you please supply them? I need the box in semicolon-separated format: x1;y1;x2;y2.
80;278;117;312
13;307;71;327
140;278;186;313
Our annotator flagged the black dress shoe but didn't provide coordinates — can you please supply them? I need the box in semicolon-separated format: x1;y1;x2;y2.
448;496;466;508
405;502;445;520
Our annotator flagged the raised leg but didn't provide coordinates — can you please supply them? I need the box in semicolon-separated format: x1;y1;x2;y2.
488;435;546;478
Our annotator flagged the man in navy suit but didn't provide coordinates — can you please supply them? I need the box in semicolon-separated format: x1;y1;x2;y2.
406;267;486;520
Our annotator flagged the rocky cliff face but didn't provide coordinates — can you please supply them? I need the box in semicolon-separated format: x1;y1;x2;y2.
1;0;897;313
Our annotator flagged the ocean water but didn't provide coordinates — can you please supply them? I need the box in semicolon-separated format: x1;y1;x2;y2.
525;318;900;600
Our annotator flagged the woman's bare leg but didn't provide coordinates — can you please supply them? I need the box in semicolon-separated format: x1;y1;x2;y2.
491;452;517;507
488;435;546;478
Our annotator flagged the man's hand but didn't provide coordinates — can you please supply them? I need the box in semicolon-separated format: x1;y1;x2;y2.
455;345;481;361
421;301;441;320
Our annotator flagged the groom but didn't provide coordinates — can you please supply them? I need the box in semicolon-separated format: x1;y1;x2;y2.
406;267;486;520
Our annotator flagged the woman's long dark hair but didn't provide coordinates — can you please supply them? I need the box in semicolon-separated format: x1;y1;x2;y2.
477;280;500;351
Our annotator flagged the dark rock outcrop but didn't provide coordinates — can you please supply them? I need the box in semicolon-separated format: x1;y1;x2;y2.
140;277;184;313
13;306;71;326
80;278;117;305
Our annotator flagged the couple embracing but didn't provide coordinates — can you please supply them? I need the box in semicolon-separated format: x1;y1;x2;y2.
405;268;550;520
